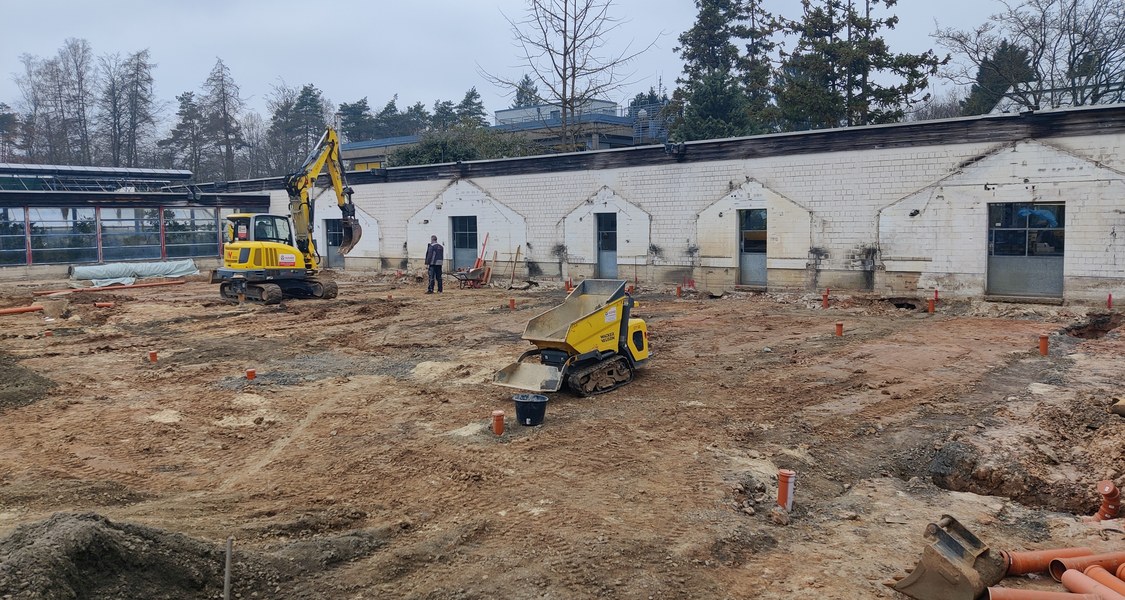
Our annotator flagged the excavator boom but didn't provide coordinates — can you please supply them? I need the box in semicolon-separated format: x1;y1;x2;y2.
284;127;362;266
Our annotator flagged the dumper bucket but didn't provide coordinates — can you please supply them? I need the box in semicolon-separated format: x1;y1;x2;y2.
338;217;362;255
886;515;1006;600
493;362;564;393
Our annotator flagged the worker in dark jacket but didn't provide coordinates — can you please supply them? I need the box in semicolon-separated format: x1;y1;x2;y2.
425;235;444;293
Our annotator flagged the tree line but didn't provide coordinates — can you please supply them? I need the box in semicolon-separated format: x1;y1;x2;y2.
3;0;1123;175
670;0;1125;141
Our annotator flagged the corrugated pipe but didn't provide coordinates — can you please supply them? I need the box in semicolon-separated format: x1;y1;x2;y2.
1084;565;1125;596
1002;547;1095;575
1095;480;1121;521
988;587;1098;600
0;305;44;316
1050;552;1125;582
1061;568;1125;600
1118;563;1125;579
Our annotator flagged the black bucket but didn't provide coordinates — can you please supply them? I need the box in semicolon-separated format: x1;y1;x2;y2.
513;393;549;426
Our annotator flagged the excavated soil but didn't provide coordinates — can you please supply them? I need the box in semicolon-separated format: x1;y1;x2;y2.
0;273;1122;599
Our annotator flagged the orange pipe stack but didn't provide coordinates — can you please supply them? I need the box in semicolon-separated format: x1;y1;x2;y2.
1094;481;1120;521
1084;565;1125;596
1050;552;1125;582
1003;548;1094;575
1061;568;1125;599
988;589;1097;600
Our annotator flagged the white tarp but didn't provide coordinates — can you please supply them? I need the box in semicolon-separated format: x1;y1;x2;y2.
69;259;199;287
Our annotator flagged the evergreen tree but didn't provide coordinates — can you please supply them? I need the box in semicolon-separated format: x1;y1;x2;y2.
0;103;17;162
158;92;210;178
121;49;157;167
431;100;458;131
402;101;432;134
961;40;1035;115
389;127;540;166
372;96;406;138
775;0;943;130
201;58;244;180
513;74;541;107
291;84;328;159
735;0;780;132
337;97;377;141
674;71;752;141
455;87;488;127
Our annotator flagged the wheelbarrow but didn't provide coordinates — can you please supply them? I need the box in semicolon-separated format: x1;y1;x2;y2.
451;266;486;289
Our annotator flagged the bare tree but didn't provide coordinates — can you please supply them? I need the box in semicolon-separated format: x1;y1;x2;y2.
96;53;128;166
484;0;655;150
936;0;1125;112
58;38;96;165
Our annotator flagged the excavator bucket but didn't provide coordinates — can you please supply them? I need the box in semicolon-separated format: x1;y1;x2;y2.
885;515;1007;600
338;218;362;255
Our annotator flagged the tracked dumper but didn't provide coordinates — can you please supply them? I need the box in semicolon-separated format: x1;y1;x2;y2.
494;279;650;396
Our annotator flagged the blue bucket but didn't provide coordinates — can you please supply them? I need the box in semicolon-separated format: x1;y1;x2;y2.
513;393;549;426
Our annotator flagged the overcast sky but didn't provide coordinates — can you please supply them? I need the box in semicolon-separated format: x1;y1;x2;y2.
2;0;1002;124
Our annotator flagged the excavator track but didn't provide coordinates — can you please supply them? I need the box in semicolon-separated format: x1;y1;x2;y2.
219;282;283;305
566;355;635;397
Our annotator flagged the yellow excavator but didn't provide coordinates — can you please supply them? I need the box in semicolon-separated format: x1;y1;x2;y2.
210;126;361;304
494;280;651;396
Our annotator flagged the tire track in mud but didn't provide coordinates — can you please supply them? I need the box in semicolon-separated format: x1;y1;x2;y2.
216;395;340;493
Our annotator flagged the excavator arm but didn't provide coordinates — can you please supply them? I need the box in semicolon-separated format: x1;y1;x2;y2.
283;127;362;269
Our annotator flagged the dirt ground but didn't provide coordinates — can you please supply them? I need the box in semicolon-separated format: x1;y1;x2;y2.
0;271;1121;599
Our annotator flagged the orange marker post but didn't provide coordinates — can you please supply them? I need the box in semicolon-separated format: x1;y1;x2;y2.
777;469;797;511
148;350;158;363
246;368;256;381
822;288;830;309
928;299;935;314
1039;335;1049;356
676;285;682;298
835;322;844;337
492;410;505;436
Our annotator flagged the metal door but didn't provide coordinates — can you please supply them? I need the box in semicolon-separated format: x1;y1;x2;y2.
451;215;478;270
739;209;767;285
987;203;1065;297
596;213;617;278
323;219;344;269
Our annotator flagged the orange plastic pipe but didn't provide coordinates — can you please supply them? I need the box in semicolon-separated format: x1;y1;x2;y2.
1061;569;1125;600
1039;335;1049;356
491;410;505;436
1002;547;1094;576
1084;566;1125;596
928;298;935;313
988;587;1097;600
776;469;796;510
835;322;844;337
93;302;115;308
32;279;185;296
1051;552;1125;582
1117;563;1125;579
0;305;44;315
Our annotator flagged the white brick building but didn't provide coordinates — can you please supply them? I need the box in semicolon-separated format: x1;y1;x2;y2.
169;106;1125;301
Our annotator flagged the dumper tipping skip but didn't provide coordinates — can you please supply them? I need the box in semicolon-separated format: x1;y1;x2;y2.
493;279;650;396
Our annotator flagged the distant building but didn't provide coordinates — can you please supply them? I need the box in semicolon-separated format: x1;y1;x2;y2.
340;99;670;170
